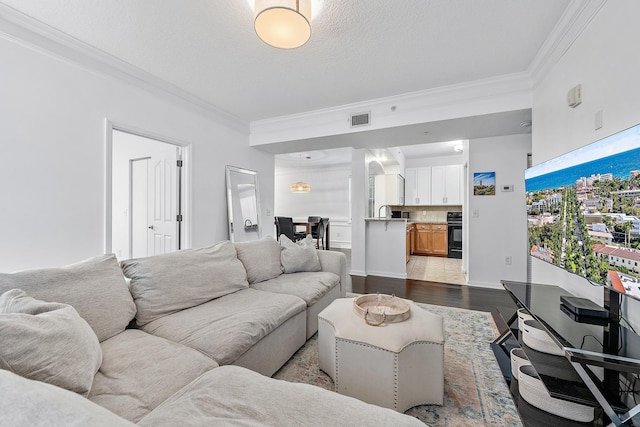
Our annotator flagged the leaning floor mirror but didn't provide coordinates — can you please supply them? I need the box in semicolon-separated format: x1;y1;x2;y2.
225;165;262;242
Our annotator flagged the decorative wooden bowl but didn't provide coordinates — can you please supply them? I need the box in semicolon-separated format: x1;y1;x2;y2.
353;294;411;326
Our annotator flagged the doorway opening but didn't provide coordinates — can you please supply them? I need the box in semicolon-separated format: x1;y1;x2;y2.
106;126;188;260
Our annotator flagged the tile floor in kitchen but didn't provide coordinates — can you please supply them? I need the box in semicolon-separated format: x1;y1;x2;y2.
406;255;466;285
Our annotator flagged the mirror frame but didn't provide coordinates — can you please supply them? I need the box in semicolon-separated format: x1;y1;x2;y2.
225;165;262;242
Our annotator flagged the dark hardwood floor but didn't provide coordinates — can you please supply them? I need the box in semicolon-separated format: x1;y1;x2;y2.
351;275;519;330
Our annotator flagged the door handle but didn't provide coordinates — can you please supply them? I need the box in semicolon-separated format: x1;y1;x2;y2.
148;225;154;230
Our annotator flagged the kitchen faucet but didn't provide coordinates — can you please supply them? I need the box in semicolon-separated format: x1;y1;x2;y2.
378;205;390;218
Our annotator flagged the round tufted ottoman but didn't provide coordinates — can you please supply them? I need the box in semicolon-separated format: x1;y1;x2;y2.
318;297;444;412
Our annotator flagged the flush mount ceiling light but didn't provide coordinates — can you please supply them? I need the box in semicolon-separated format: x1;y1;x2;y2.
255;0;311;49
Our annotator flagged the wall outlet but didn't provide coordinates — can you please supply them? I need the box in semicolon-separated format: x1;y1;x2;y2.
266;209;272;216
505;256;512;265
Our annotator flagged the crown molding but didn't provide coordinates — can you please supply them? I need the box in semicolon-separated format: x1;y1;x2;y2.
0;4;248;133
250;72;532;145
253;72;531;128
528;0;608;88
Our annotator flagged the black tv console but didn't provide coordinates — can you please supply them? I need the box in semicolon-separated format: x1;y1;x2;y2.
494;280;640;426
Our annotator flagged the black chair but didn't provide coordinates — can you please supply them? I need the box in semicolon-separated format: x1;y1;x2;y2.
275;217;305;242
308;216;321;239
308;216;328;249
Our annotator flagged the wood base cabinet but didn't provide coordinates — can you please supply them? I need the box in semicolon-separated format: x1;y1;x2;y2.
406;223;414;263
413;224;448;256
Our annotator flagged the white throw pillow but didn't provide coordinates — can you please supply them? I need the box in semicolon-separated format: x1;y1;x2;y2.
0;289;103;397
279;235;322;273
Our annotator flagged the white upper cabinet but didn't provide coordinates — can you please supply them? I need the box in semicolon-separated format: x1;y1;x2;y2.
404;167;431;206
374;174;405;209
431;165;462;205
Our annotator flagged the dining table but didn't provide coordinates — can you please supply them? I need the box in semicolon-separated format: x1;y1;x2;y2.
293;219;330;250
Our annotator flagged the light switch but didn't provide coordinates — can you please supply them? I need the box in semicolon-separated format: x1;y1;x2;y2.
472;209;479;218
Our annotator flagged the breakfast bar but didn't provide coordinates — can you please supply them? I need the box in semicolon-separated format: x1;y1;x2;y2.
364;218;407;278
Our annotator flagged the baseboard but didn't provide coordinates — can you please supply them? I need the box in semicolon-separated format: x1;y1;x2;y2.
327;242;351;249
366;270;407;279
350;269;366;277
466;280;504;290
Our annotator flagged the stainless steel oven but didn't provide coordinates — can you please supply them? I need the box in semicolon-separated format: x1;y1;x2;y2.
447;212;462;259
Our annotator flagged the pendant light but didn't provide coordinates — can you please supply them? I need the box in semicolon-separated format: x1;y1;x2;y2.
290;181;311;193
254;0;311;49
290;153;311;193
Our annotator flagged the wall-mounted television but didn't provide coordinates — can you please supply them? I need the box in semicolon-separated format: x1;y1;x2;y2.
525;123;640;300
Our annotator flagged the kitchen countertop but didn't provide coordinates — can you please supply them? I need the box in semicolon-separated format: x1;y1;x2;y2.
408;220;447;224
365;218;449;224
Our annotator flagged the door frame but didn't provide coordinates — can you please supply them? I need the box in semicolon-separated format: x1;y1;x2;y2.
104;119;191;255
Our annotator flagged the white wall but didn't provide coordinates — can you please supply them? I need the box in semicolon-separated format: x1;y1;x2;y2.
350;149;370;276
0;35;273;272
274;164;352;246
531;0;640;306
467;134;531;288
405;154;464;168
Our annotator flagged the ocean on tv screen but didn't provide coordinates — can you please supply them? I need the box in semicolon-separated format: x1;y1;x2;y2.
525;123;640;299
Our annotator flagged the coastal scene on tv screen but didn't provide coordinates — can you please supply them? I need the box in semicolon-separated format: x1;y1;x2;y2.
525;124;640;298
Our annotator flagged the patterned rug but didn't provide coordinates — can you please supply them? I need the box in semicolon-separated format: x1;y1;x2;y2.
272;300;522;426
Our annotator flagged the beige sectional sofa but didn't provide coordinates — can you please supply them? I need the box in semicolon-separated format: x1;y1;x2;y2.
0;236;424;426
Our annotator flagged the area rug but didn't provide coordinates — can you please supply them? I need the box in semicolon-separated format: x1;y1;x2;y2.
272;299;522;426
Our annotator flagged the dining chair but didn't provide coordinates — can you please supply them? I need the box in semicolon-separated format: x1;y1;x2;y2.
275;217;304;242
308;216;321;239
310;217;328;250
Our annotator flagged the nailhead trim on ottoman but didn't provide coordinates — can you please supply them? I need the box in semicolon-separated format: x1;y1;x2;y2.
318;298;444;412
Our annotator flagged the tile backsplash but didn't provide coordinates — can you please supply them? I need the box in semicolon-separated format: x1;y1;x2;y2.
389;205;462;223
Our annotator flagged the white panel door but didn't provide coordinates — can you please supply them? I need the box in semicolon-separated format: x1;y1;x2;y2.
131;158;149;258
148;145;178;255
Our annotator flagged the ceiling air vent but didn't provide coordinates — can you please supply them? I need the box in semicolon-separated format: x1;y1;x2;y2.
350;112;371;128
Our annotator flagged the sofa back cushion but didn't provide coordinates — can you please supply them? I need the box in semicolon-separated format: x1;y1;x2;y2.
234;236;282;283
0;289;103;397
121;241;249;326
0;254;136;342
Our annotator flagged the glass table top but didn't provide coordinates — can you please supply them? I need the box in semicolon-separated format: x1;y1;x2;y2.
502;280;640;414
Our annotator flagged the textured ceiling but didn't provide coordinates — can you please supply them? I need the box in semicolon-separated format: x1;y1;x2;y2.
1;0;571;122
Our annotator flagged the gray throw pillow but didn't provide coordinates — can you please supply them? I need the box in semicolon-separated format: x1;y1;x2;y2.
0;289;103;397
234;236;282;283
280;235;322;273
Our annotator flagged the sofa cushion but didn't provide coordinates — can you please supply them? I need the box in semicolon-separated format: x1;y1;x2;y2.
141;288;306;366
280;235;322;273
234;236;282;283
0;370;136;427
0;254;136;342
121;241;249;326
88;329;218;423
0;289;102;397
251;271;340;307
137;365;425;427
